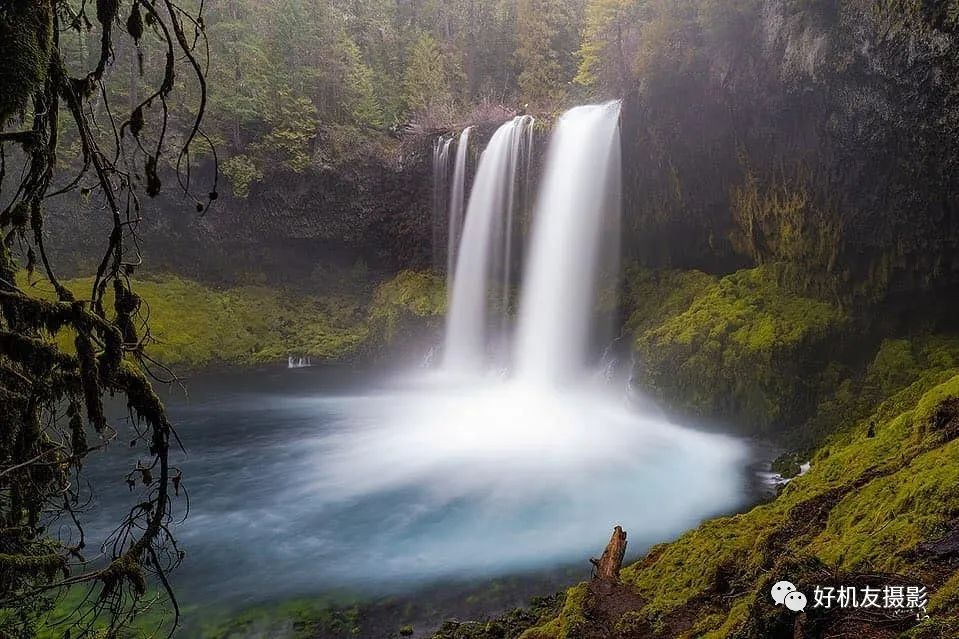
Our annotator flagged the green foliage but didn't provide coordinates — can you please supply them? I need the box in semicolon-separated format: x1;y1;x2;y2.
341;37;385;128
204;0;271;147
403;32;454;124
515;0;584;108
257;90;319;173
220;154;263;198
631;265;848;432
575;0;642;94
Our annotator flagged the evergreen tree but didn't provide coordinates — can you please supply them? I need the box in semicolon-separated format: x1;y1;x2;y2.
576;0;644;95
516;0;586;108
403;32;454;125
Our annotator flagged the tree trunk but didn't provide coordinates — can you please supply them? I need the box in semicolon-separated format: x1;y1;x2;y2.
591;526;627;582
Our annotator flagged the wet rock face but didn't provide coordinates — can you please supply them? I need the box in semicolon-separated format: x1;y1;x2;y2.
40;131;435;283
620;0;959;299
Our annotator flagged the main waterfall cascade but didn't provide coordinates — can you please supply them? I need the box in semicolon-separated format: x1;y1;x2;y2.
515;103;622;384
439;104;620;381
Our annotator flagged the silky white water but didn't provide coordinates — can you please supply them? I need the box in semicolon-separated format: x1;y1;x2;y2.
432;136;453;270
515;102;622;384
443;117;532;371
446;127;472;278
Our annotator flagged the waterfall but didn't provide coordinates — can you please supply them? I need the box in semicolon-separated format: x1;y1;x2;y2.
443;116;534;372
499;115;535;331
446;127;472;278
514;101;622;385
288;356;313;369
432;136;453;270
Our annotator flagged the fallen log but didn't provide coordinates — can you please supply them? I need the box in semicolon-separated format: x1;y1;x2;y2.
591;526;627;581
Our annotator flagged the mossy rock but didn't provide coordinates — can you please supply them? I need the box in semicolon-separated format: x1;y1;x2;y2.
367;269;446;346
630;265;848;434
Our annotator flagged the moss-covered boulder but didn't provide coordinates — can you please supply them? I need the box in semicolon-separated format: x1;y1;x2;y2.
629;265;848;434
366;269;446;347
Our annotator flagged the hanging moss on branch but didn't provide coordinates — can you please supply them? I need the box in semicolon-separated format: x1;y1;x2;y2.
1;0;214;636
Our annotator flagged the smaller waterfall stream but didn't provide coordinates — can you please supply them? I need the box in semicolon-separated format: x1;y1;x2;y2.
447;127;472;278
443;117;534;372
432;136;454;270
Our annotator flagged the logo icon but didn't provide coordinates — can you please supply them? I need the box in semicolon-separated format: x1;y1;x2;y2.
784;591;808;612
771;580;797;605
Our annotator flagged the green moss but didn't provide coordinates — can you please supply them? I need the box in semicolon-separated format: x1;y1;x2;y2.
196;598;350;639
809;438;959;573
31;275;368;368
729;171;844;292
623;266;717;336
631;265;848;432
929;570;959;614
518;583;588;639
367;270;446;346
18;269;446;370
0;1;53;125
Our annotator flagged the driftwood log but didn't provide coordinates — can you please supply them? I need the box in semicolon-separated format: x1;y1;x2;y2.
591;526;628;581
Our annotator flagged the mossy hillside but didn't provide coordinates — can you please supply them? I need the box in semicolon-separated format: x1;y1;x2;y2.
802;335;959;446
19;270;445;369
630;265;848;434
517;336;959;638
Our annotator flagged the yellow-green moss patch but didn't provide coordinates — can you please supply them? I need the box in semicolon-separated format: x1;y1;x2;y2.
631;265;848;432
